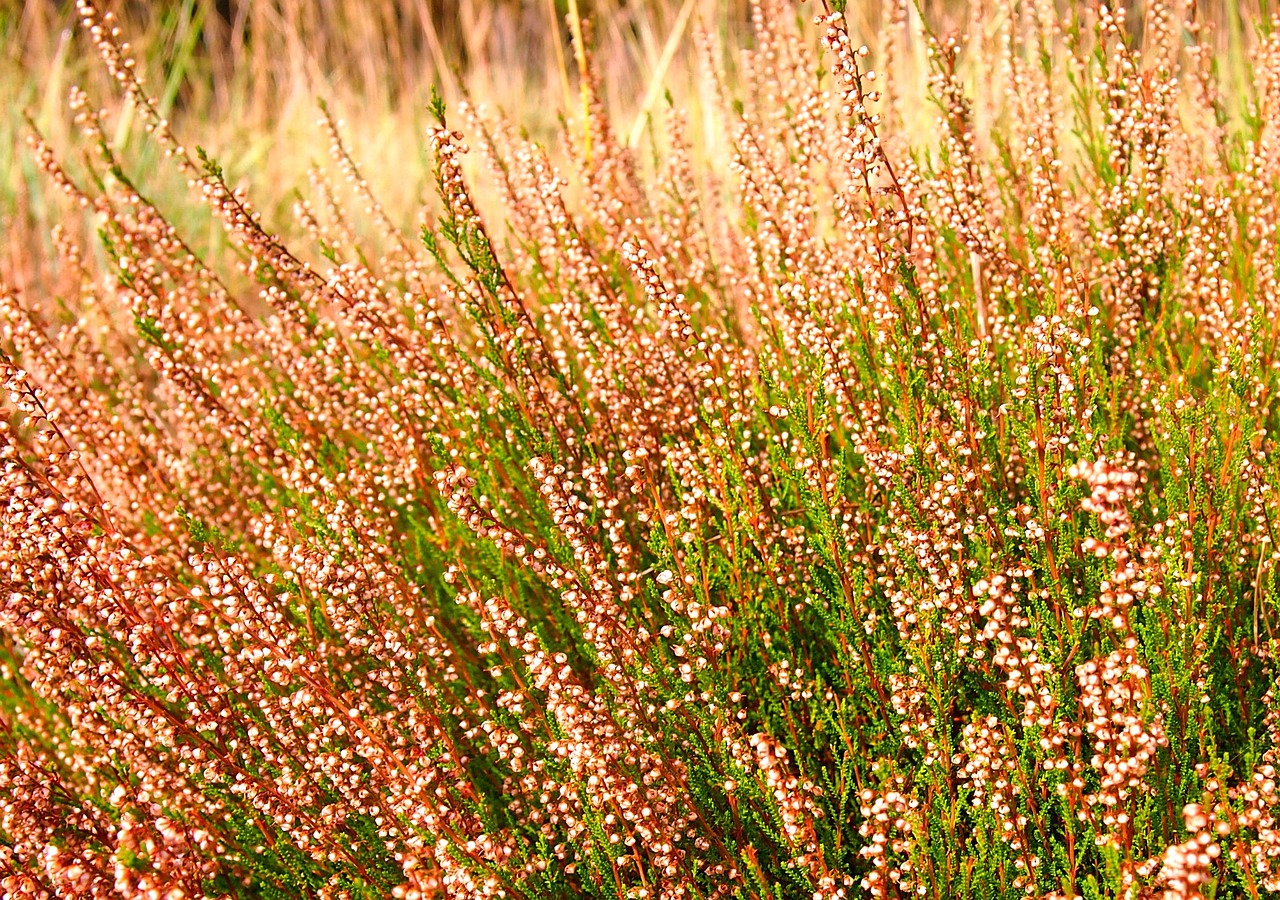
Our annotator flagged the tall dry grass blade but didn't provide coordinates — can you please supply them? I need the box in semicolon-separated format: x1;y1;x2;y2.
626;0;699;149
566;0;594;163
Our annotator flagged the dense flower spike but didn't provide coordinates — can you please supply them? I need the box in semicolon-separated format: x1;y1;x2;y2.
4;1;1280;899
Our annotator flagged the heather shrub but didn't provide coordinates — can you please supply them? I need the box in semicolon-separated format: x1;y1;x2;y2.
4;1;1280;899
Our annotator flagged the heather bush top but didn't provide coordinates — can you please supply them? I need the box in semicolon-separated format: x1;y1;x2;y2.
2;1;1280;899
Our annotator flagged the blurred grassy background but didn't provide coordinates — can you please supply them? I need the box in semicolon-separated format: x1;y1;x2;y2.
0;0;1275;288
2;0;754;219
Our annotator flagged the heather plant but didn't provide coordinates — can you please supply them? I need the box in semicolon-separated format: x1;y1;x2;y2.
4;1;1280;899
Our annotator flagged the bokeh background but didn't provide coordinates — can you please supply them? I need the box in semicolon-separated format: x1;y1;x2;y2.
0;0;1273;287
